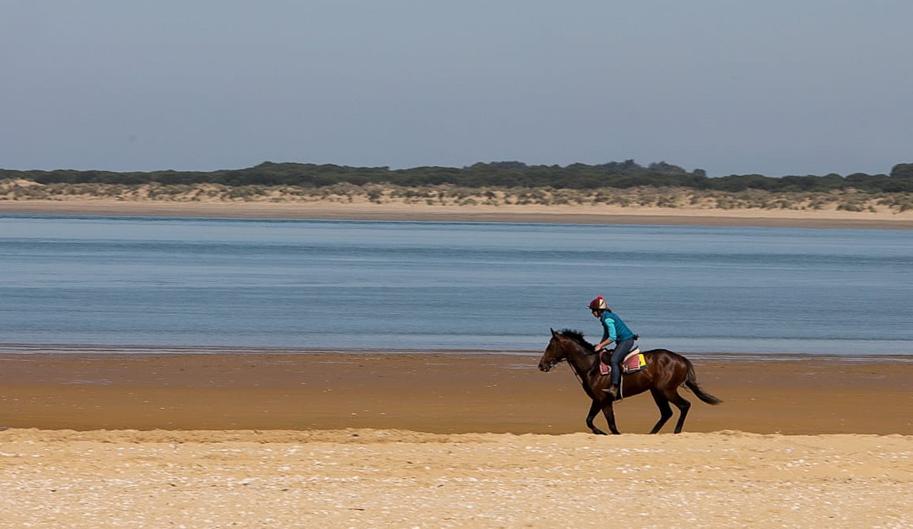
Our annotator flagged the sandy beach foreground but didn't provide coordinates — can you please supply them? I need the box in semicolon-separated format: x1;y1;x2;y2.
1;428;911;528
1;353;912;528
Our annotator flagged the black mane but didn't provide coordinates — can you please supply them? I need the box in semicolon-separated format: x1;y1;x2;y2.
558;329;595;352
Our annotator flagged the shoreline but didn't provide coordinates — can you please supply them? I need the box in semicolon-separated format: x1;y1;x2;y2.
4;199;913;228
2;351;911;434
4;352;911;527
1;345;912;362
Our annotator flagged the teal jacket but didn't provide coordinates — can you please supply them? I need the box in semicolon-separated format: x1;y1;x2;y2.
600;311;636;343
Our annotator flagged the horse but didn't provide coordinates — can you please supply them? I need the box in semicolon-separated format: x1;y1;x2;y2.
538;328;721;434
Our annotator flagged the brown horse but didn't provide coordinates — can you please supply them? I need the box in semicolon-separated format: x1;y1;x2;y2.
538;328;721;434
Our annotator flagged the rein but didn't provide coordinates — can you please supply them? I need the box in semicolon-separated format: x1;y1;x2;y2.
567;361;584;386
562;344;599;393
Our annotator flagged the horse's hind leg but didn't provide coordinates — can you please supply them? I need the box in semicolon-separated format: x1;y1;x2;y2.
649;389;673;434
586;400;607;435
665;389;692;434
601;402;620;435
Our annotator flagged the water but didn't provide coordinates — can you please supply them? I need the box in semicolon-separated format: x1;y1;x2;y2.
1;215;911;355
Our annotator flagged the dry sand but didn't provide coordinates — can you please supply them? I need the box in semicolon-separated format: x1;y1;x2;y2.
2;352;912;528
1;428;911;528
3;198;913;229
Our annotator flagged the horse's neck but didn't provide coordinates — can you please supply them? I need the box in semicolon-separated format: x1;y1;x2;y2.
565;344;598;384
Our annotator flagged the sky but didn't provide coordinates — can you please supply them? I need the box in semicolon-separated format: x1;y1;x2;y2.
1;0;911;176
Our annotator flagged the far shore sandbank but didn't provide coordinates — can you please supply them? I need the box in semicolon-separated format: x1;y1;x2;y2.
3;199;913;228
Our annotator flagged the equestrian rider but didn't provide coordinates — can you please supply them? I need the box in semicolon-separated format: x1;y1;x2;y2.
588;296;637;399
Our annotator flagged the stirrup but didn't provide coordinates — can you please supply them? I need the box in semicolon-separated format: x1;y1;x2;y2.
602;384;619;398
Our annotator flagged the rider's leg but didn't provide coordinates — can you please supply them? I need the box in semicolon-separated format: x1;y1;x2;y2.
609;338;635;395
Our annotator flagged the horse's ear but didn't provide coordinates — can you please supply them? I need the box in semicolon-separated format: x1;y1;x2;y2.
550;328;557;337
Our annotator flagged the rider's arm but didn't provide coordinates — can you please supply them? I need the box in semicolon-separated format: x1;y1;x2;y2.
595;316;616;350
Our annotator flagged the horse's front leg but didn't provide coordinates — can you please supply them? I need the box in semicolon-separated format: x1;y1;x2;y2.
586;399;607;435
601;401;620;434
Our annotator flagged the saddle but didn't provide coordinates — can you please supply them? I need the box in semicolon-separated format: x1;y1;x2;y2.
598;348;647;376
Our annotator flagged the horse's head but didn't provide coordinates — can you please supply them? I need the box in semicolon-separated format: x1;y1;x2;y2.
538;329;567;372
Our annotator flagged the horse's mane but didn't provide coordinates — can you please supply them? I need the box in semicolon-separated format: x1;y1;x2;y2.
558;329;596;353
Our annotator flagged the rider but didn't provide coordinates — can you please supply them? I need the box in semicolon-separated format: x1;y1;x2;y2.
588;295;637;399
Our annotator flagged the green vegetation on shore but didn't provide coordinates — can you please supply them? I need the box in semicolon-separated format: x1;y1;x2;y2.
3;161;912;193
3;180;913;213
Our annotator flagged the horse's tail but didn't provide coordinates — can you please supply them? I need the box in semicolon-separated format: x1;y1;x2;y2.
683;358;722;405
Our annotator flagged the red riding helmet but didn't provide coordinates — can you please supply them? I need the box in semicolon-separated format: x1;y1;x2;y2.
587;296;608;311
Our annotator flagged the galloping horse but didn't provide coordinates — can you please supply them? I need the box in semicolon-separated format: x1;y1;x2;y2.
538;329;721;434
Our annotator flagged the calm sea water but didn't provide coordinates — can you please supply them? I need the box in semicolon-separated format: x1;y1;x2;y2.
1;215;911;355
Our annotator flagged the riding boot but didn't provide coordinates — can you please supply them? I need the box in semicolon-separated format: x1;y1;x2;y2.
602;383;620;399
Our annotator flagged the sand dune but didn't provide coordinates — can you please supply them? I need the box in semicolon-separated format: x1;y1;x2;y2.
2;197;913;229
1;428;911;528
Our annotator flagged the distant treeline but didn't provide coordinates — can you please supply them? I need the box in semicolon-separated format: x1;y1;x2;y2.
4;161;913;193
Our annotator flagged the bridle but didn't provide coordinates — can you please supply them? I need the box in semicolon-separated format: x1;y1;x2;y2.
550;337;595;390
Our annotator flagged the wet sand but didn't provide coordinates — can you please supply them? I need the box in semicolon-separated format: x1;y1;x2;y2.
3;199;913;229
1;352;911;434
2;352;912;528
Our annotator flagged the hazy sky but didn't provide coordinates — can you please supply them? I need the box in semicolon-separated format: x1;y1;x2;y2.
2;0;911;175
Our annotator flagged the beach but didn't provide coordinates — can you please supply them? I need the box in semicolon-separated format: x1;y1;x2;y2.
3;198;913;229
2;428;912;529
1;352;912;528
1;352;912;434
